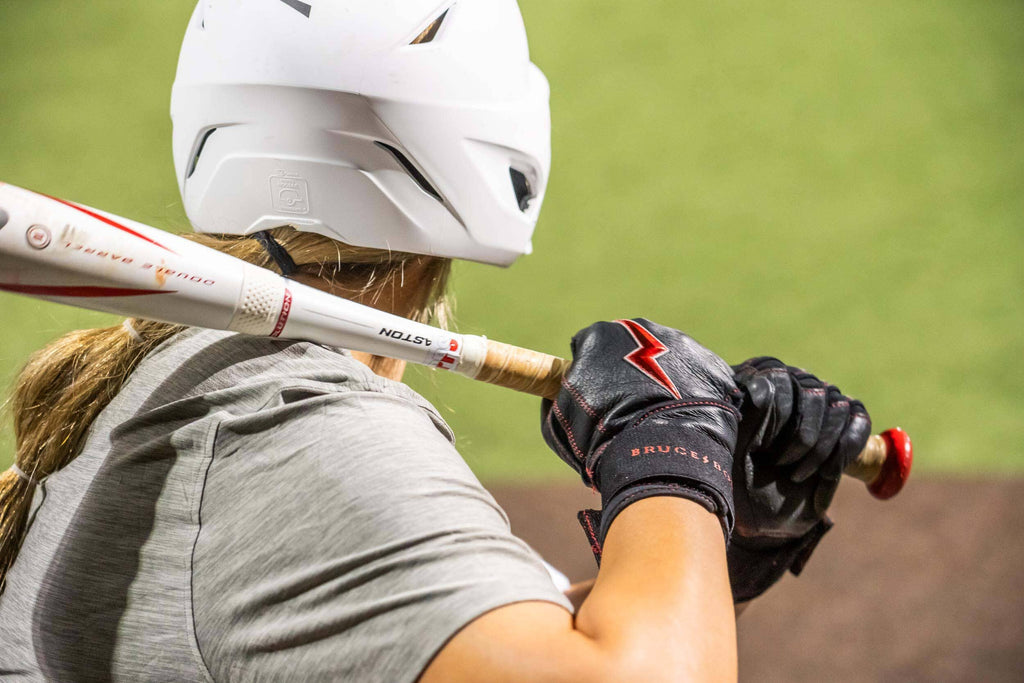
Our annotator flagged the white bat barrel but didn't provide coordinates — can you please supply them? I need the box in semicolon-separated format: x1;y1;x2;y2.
0;183;487;373
0;183;247;330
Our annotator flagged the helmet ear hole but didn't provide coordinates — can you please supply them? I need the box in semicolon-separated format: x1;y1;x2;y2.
509;167;534;212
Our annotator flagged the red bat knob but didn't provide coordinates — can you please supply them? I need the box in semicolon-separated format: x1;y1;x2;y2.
865;428;913;500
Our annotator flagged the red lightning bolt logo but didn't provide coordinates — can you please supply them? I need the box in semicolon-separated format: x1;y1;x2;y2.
615;319;681;399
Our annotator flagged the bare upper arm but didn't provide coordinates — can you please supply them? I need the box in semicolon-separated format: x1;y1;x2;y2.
418;601;611;683
418;498;738;683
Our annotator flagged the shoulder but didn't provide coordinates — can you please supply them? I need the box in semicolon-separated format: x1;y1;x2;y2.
116;327;453;442
156;329;471;518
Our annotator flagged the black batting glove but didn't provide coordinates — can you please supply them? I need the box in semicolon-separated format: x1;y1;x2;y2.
728;357;871;602
541;319;742;560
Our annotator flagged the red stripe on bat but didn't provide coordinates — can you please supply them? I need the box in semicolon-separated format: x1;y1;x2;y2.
270;288;293;337
0;284;175;297
45;195;176;254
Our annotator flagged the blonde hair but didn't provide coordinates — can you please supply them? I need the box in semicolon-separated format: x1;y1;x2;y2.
0;228;451;592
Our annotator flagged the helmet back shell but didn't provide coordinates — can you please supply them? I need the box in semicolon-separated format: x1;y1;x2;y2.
171;0;551;266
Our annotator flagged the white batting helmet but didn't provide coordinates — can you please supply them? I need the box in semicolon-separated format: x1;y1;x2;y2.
171;0;550;266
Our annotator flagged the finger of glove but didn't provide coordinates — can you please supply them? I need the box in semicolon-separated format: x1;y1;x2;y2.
732;357;772;384
734;375;772;455
733;356;789;374
792;387;850;482
834;400;873;472
735;358;791;411
737;374;792;455
734;357;785;390
777;375;828;466
757;366;795;445
734;358;794;454
813;400;872;515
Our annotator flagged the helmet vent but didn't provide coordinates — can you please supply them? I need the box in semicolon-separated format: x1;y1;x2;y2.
187;127;218;179
509;167;534;211
375;141;442;201
410;9;449;45
278;0;313;18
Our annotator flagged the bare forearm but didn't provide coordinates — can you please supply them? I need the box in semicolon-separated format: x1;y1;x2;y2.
567;552;748;622
573;497;737;682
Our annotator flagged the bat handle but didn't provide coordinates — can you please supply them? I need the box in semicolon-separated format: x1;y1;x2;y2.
470;339;571;400
471;340;913;499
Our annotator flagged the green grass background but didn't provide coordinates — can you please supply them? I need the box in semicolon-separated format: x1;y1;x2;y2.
1;1;1021;480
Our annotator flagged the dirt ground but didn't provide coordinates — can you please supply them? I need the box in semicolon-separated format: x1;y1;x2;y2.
490;477;1024;682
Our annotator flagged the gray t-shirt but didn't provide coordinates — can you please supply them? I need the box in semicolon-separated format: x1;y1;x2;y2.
0;329;571;682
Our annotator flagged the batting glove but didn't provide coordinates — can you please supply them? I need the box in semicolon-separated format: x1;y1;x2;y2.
541;319;742;560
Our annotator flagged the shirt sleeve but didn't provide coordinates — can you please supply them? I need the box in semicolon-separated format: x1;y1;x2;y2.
191;387;572;683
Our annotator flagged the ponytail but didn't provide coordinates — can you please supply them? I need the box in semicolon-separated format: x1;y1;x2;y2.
0;319;182;592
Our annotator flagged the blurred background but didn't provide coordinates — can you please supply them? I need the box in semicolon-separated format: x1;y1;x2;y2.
1;2;1022;679
1;1;1020;479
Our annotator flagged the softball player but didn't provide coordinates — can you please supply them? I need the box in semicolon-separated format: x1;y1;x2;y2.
0;2;869;681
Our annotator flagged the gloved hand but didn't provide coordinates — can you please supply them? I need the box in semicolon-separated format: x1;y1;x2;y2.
541;319;742;560
728;357;871;602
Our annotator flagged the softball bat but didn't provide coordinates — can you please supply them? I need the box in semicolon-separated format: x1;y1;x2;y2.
0;182;911;499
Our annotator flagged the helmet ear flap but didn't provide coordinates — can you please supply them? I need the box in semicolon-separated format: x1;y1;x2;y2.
459;137;547;224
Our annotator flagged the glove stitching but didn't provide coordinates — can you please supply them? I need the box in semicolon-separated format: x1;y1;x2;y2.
543;408;576;465
562;379;606;431
631;400;740;428
586;441;610;487
579;511;602;558
551;403;586;464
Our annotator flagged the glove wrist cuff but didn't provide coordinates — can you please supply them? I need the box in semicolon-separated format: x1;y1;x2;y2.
599;480;726;545
593;421;736;541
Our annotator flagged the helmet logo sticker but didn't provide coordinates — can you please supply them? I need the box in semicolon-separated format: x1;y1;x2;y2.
270;172;310;215
277;0;312;18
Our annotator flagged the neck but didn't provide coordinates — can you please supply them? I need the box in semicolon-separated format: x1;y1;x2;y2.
349;351;407;382
290;271;409;383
